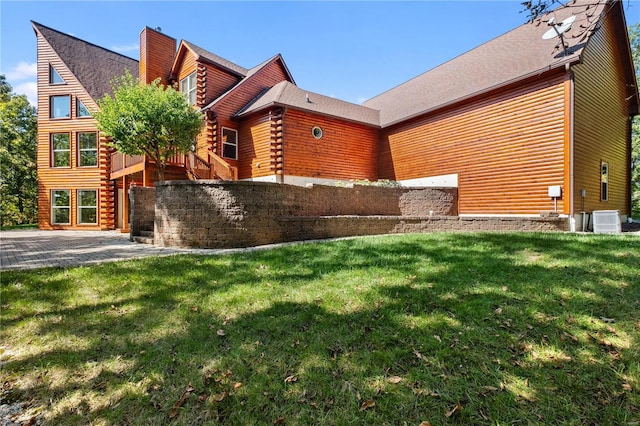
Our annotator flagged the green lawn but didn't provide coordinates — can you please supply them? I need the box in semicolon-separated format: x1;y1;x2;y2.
1;232;639;425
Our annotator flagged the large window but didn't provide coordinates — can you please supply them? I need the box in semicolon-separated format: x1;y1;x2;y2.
601;162;609;202
78;132;98;167
77;190;98;224
77;99;91;117
50;95;70;118
49;65;64;84
221;128;238;160
51;133;70;167
180;72;197;105
51;190;71;224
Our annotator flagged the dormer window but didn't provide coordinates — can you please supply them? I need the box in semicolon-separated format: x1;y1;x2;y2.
49;65;64;84
180;72;197;105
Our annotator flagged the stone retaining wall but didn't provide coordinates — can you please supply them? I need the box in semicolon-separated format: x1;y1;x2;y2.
129;186;155;239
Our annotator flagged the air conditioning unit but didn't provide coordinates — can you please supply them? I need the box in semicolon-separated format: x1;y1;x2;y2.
592;210;621;234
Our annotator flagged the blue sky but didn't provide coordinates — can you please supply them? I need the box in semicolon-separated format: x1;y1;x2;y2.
2;0;639;106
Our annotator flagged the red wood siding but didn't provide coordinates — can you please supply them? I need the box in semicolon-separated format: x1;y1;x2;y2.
379;73;568;215
572;9;631;215
140;28;176;85
238;113;273;179
282;109;378;181
36;32;115;230
201;62;241;106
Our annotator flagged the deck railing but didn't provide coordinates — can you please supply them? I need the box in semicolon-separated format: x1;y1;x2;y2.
110;152;188;174
187;152;213;179
209;153;238;181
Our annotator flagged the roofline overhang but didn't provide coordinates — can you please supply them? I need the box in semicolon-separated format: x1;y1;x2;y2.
169;41;246;81
379;59;579;129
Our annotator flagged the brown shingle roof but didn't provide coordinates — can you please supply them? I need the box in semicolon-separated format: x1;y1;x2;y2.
32;21;139;101
237;81;380;126
181;41;248;77
363;0;609;127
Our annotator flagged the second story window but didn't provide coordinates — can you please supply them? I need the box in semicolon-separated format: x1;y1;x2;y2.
51;133;70;167
180;72;197;105
222;127;238;160
78;132;98;167
50;95;70;119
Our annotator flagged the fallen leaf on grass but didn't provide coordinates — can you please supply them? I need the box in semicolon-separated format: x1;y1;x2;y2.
413;349;428;362
217;329;226;336
600;317;615;323
273;416;285;425
169;383;195;419
360;399;375;411
233;382;243;390
214;392;227;402
419;422;432;426
284;375;298;383
433;335;442;343
445;403;463;418
479;386;500;397
387;376;403;384
623;383;633;391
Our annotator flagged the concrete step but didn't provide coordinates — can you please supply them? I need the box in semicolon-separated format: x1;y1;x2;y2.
139;230;154;238
132;236;154;245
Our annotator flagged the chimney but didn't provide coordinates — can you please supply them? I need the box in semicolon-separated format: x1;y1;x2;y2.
139;27;176;85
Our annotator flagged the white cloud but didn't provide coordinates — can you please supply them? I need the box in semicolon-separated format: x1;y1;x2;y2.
14;81;38;107
4;62;37;81
111;43;139;53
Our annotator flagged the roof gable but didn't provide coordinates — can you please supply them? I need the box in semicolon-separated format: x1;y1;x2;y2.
363;0;609;127
171;40;248;79
32;21;139;101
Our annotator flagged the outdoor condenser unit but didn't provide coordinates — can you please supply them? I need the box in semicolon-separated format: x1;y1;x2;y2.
592;210;621;234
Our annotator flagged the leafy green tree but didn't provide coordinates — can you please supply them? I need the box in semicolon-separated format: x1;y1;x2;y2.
95;71;204;181
629;23;640;217
0;75;38;227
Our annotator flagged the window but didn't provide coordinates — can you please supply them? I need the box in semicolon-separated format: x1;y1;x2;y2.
180;72;197;105
50;95;70;118
51;133;70;167
51;190;71;224
77;99;91;117
77;190;98;224
221;128;237;160
49;65;64;84
78;132;98;167
601;162;609;201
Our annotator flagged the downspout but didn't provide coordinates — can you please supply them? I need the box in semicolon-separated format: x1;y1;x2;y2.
567;64;576;232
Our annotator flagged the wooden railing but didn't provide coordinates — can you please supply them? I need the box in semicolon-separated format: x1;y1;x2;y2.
111;152;188;174
187;152;213;179
209;153;238;181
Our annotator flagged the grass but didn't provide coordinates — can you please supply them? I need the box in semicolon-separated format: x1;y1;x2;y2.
1;232;639;425
0;223;37;230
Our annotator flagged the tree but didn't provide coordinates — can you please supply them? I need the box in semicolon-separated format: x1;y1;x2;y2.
629;23;639;217
95;71;204;181
0;75;38;227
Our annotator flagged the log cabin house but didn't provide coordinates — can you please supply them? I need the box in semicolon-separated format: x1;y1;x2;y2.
33;0;638;232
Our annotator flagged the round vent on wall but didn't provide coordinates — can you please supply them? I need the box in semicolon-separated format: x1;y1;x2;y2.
312;126;323;139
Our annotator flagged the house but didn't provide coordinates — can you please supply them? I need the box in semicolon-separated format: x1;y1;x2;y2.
33;0;638;232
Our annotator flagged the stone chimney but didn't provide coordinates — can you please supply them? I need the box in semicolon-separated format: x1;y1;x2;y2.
139;27;176;85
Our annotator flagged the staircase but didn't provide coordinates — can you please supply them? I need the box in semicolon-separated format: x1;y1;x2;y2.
185;152;238;181
131;230;154;244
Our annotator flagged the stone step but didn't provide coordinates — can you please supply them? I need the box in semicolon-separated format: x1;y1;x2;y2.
139;230;154;238
132;236;154;245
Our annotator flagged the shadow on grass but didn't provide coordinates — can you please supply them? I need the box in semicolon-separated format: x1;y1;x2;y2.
1;233;639;424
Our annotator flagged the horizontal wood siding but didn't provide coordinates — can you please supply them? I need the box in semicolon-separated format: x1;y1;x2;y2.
210;58;291;163
379;74;568;214
572;9;630;215
283;109;378;181
238;113;273;179
202;63;241;106
140;28;176;85
36;32;115;229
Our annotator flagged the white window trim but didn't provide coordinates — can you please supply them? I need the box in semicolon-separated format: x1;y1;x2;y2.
77;189;98;225
51;189;71;225
180;72;197;105
221;127;238;160
77;132;98;168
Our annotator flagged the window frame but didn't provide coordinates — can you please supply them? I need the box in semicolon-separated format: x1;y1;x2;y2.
77;132;98;167
221;127;238;160
180;72;197;105
50;95;71;119
51;133;71;168
49;65;65;85
77;99;91;118
51;189;71;225
77;189;98;225
600;161;609;202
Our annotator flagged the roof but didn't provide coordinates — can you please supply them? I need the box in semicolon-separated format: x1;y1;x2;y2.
32;21;139;101
363;0;609;127
179;41;248;77
236;81;380;126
